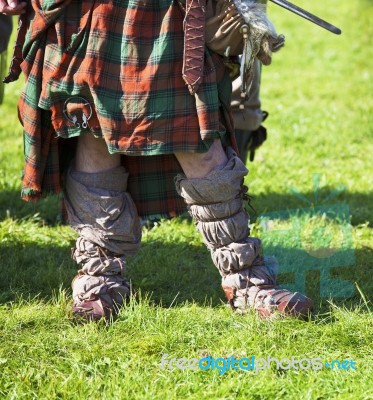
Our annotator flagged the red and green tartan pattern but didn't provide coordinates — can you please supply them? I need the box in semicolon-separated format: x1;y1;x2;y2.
18;0;234;218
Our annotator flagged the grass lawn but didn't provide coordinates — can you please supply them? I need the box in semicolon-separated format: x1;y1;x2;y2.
0;0;372;398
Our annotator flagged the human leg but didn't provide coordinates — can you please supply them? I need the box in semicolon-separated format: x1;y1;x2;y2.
175;140;312;318
174;139;228;179
65;134;142;321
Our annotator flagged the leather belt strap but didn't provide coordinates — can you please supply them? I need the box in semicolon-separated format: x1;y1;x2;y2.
182;0;206;95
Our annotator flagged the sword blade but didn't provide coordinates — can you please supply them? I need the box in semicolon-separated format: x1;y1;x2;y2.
270;0;342;35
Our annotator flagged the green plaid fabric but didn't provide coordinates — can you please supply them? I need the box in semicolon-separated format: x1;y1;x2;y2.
18;0;234;218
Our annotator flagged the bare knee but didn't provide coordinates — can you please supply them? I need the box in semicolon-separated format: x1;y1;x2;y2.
175;139;228;178
75;134;121;173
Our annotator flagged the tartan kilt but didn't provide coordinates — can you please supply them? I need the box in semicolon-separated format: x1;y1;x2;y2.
18;0;234;218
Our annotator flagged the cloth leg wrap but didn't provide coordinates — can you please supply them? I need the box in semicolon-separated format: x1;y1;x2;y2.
175;148;312;317
65;166;142;311
175;147;263;277
65;165;142;275
71;273;130;312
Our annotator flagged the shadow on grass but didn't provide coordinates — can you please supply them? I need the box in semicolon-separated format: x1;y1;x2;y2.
0;187;372;226
0;238;371;315
0;190;62;225
247;188;373;227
